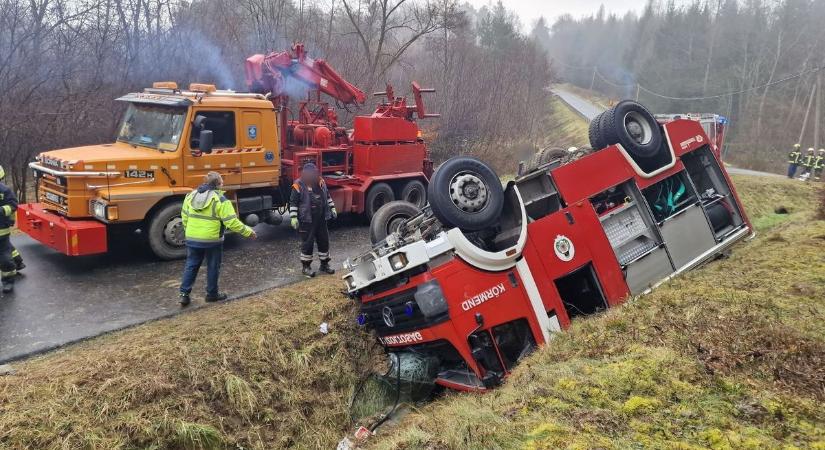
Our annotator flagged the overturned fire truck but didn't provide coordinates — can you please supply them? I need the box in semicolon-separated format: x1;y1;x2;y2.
343;100;752;392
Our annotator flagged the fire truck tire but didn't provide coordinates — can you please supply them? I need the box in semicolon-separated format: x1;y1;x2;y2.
400;179;427;208
369;201;422;244
598;100;662;158
427;156;504;231
147;202;187;260
525;147;568;173
588;111;607;150
366;182;395;220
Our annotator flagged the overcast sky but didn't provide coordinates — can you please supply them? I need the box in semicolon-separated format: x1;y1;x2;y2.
465;0;646;29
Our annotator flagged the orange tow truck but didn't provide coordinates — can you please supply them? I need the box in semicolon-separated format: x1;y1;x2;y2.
18;44;435;259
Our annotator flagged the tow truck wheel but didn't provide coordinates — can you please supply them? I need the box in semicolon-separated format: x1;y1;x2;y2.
147;202;187;260
427;156;504;231
400;179;427;208
597;100;663;158
369;201;422;244
366;182;395;220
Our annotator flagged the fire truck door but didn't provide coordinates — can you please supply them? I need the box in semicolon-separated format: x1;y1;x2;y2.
184;110;242;187
239;111;279;185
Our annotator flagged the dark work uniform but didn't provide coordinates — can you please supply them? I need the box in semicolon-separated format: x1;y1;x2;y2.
787;149;802;178
289;179;335;264
0;181;19;291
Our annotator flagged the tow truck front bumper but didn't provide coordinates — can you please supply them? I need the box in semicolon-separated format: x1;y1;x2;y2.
16;203;107;256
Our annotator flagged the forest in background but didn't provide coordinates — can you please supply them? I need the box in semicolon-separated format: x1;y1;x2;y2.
0;0;551;199
539;0;825;172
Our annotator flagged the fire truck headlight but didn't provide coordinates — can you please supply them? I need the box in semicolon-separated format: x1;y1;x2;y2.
92;201;106;220
414;280;448;318
344;275;356;290
389;252;408;271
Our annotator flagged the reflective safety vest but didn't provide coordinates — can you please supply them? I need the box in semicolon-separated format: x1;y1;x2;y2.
0;182;17;237
181;187;252;247
814;155;825;170
788;150;802;164
801;154;815;168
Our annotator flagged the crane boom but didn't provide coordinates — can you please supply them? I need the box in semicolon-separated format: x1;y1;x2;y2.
244;43;366;105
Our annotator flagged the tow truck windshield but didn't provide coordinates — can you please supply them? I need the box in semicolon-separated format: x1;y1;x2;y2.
116;103;186;151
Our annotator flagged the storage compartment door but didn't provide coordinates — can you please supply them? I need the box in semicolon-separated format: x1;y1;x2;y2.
624;246;672;295
658;203;717;269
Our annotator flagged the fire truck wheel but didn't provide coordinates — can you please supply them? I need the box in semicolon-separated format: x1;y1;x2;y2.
366;182;395;220
369;200;422;244
147;202;187;260
588;111;607;150
400;179;427;208
427;156;504;231
525;147;568;173
598;100;662;158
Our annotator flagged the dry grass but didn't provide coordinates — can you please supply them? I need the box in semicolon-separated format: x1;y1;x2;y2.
0;278;379;449
370;177;825;449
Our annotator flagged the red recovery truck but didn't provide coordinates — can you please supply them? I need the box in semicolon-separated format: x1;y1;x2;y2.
343;101;751;392
18;43;435;259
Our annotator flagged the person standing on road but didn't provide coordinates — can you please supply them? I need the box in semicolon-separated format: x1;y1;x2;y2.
178;171;257;307
814;148;825;181
0;165;19;294
289;163;337;278
787;143;802;178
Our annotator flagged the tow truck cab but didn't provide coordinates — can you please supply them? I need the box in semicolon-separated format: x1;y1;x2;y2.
344;118;751;392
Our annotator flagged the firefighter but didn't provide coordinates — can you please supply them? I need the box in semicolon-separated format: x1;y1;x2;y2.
0;165;18;294
178;171;257;307
289;163;337;278
801;147;816;179
787;143;802;178
814;148;825;181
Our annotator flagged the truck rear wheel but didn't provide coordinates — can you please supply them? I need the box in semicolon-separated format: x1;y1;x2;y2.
366;182;395;220
595;100;663;159
369;201;422;244
147;202;187;260
427;156;504;231
400;179;427;208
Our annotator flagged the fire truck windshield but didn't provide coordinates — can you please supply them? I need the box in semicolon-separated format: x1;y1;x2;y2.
116;103;186;151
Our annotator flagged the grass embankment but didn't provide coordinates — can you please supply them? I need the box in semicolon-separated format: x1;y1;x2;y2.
372;177;825;449
542;93;591;150
0;280;377;449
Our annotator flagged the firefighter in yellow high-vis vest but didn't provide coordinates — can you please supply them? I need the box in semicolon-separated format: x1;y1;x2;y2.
0;165;18;294
178;171;257;306
814;148;825;181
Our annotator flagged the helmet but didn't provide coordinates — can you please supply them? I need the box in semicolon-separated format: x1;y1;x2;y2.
0;165;4;180
794;143;801;148
819;148;825;153
808;147;815;153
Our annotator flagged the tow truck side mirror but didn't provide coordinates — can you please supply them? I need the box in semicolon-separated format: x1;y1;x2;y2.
198;129;214;154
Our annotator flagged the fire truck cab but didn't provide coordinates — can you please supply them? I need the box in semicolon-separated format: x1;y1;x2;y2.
344;101;751;391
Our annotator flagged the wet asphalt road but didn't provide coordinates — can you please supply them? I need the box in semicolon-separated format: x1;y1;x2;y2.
551;87;605;121
0;219;370;363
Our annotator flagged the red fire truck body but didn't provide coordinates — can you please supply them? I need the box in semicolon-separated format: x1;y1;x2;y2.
344;118;751;392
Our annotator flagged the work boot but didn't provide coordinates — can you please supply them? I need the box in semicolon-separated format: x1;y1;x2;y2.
319;261;335;275
205;292;228;303
179;292;191;307
2;283;13;294
302;262;316;278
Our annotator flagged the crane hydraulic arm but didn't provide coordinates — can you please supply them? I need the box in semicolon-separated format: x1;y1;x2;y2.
244;43;366;106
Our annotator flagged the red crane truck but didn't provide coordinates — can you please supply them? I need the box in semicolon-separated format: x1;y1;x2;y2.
343;100;752;392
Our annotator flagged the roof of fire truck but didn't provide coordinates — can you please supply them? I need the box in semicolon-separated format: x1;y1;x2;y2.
116;81;274;109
